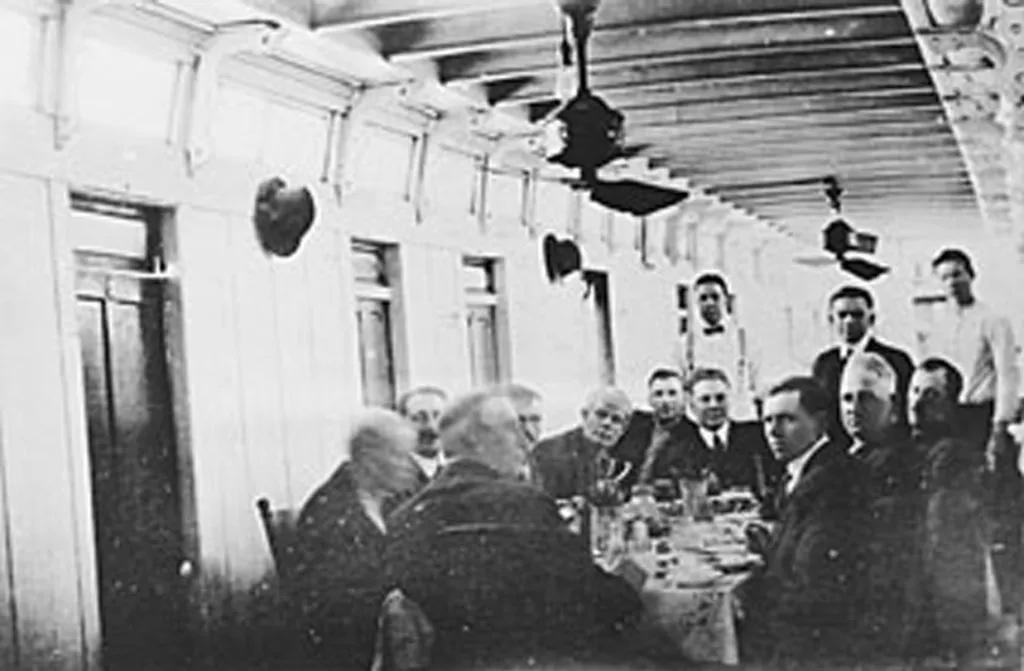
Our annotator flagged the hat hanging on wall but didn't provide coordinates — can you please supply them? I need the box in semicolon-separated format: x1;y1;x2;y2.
253;176;316;258
542;233;583;282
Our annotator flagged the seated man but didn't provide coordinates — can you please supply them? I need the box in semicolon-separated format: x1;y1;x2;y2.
839;352;924;658
499;381;545;449
687;367;782;502
386;389;642;669
292;409;423;670
531;386;634;499
397;385;448;483
616;367;702;492
742;377;872;667
906;358;988;663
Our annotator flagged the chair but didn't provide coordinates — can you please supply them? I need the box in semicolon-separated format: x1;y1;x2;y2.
256;496;301;583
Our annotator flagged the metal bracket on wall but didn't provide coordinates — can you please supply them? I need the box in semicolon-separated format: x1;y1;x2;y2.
184;19;286;174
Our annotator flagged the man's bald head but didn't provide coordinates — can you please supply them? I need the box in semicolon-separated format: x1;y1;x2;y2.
580;387;633;448
439;390;530;479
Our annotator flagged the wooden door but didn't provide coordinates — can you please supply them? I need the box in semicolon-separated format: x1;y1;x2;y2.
75;253;189;670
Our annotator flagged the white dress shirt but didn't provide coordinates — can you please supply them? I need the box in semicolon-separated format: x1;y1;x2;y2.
699;423;731;451
785;435;830;494
925;300;1020;423
411;452;443;479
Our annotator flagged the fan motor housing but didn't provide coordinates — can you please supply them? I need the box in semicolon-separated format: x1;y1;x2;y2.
547;93;625;171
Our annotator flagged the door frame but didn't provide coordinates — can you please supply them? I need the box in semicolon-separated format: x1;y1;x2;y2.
58;187;202;667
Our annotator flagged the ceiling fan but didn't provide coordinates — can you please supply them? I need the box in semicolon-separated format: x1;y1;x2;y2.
793;176;890;281
532;0;688;217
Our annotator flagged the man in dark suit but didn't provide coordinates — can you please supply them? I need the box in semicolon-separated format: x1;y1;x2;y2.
839;352;928;660
532;386;634;499
386;390;642;669
812;285;914;444
905;357;989;665
686;367;782;503
742;376;872;667
614;367;702;493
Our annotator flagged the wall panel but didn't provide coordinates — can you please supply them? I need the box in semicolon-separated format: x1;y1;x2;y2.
0;174;91;671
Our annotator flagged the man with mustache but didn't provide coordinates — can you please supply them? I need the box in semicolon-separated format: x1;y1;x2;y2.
532;386;634;499
398;385;448;483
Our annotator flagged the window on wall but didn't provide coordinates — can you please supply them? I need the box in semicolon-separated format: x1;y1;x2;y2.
353;241;399;408
0;8;35;106
77;38;178;138
585;271;616;384
677;285;689;335
463;258;503;387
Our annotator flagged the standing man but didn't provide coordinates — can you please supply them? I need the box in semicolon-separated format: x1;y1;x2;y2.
812;285;914;445
532;387;634;499
397;385;448;483
925;247;1021;626
687;367;782;503
674;272;760;421
742;377;872;667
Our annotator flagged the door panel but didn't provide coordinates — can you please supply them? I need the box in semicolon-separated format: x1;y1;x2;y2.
76;272;187;670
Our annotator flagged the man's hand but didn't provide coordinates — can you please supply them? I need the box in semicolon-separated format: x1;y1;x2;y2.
745;522;771;557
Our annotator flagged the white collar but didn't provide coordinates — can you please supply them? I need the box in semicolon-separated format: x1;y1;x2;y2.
840;333;872;359
699;422;730;448
411;451;442;478
785;434;830;493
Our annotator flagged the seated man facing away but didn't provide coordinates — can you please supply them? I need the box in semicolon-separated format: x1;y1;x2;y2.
741;377;872;668
386;389;642;669
531;386;634;499
686;367;782;503
291;409;423;670
905;357;989;664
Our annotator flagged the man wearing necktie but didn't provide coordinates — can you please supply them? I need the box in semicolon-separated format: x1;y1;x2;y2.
674;272;760;421
398;386;449;484
812;285;914;447
688;367;781;505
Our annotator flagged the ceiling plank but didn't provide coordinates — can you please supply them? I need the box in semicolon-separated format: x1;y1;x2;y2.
490;60;926;106
440;20;914;85
312;0;546;30
648;125;954;154
663;144;964;172
663;132;962;157
237;0;315;26
450;41;923;88
621;90;940;129
709;174;974;197
376;0;901;58
671;156;967;184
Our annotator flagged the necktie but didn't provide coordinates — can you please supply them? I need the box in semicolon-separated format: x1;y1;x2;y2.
775;471;793;512
712;433;725;452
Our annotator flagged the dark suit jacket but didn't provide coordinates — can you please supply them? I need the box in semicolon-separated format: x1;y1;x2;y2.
613;411;704;492
532;426;603;499
292;463;391;669
744;439;873;666
386;459;642;669
694;421;784;501
812;337;915;443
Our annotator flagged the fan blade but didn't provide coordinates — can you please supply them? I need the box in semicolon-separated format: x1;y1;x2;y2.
793;255;839;267
589;178;687;216
839;256;890;281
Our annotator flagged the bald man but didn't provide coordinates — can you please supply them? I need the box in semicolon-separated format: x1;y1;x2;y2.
531;387;634;499
386;390;642;668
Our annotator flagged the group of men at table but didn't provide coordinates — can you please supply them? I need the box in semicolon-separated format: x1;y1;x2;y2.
288;246;1020;670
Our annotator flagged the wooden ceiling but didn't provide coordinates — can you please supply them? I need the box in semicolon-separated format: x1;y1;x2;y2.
241;0;984;238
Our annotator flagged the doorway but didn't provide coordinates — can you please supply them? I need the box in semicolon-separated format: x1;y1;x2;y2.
71;195;190;669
